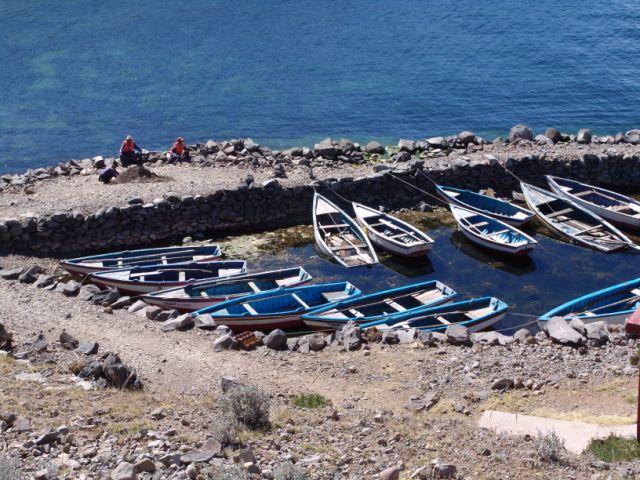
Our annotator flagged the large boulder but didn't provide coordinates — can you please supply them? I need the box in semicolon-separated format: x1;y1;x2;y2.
576;128;592;144
398;139;415;153
624;129;640;144
0;324;13;352
161;314;194;332
508;124;532;142
341;321;362;350
18;265;44;284
77;284;102;301
584;321;610;344
457;131;476;145
110;462;136;480
547;317;584;345
445;324;470;345
544;128;562;143
264;329;287;350
365;141;385;155
313;138;337;159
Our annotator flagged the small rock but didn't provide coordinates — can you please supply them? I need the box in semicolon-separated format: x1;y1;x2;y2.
445;324;470;345
264;329;287;350
491;378;514;391
133;458;156;474
379;466;400;480
194;313;216;329
161;313;194;332
110;296;131;309
576;128;592;144
127;300;147;314
213;334;239;352
180;450;215;464
110;461;137;480
59;330;79;350
78;341;99;355
508;124;532;142
547;317;584;345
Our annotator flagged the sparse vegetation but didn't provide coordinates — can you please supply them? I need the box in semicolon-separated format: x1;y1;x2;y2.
534;430;566;463
292;393;330;409
274;461;308;480
203;465;248;479
210;411;240;447
0;455;23;480
219;384;271;430
588;435;640;462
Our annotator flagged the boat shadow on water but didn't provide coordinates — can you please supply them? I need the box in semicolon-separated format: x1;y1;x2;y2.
449;231;536;276
379;254;435;278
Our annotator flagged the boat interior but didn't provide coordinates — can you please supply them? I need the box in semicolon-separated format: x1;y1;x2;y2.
318;212;374;265
559;286;640;317
123;266;242;283
363;215;424;245
459;213;529;245
446;187;529;219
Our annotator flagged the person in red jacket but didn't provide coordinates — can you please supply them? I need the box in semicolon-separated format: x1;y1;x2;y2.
166;137;190;163
119;135;142;167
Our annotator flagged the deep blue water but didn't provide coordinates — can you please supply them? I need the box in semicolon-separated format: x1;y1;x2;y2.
2;0;640;174
250;225;640;333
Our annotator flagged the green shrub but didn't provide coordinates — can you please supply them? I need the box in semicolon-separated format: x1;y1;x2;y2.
210;411;240;447
0;455;22;480
274;461;307;480
588;435;640;462
534;430;565;463
292;393;330;409
219;384;270;430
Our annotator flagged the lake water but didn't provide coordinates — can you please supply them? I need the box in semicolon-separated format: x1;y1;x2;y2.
246;223;640;334
2;0;640;174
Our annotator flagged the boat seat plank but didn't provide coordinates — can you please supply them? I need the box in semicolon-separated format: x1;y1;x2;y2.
466;306;494;319
247;281;260;293
320;224;349;230
574;190;595;198
291;293;310;309
574;225;604;235
243;303;258;315
413;289;440;304
631;288;640;297
385;299;407;312
348;308;364;317
547;208;573;219
436;315;451;324
322;291;347;302
468;221;489;228
332;244;366;251
488;229;510;237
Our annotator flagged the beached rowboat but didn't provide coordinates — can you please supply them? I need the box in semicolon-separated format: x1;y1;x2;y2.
140;267;311;312
539;277;640;327
352;202;434;257
546;175;640;229
361;297;509;332
450;205;537;255
437;185;535;227
313;193;378;267
60;246;222;276
301;281;457;330
88;260;246;295
194;282;361;332
520;182;635;252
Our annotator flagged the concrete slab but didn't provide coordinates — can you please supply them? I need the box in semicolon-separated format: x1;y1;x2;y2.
478;410;637;454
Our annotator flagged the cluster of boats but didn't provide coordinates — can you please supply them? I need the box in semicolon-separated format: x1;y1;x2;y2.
56;174;640;336
313;175;640;266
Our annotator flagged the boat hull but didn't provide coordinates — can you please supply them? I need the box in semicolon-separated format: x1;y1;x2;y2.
459;228;534;256
90;277;203;295
205;314;303;333
437;188;533;227
366;230;432;257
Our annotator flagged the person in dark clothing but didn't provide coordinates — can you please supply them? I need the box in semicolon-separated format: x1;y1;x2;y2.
166;137;190;163
119;135;142;167
98;163;119;184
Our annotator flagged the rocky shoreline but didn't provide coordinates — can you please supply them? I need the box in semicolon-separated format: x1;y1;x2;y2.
3;125;640;255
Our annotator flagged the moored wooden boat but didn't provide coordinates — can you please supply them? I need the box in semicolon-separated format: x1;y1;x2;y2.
194;282;361;332
450;205;537;255
313;193;378;267
301;281;457;330
61;246;222;276
437;185;534;227
546;175;640;229
140;267;311;312
520;182;635;253
361;297;509;332
539;277;640;327
352;202;434;257
88;260;246;295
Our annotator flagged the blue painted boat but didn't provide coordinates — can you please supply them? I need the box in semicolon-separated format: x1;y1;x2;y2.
88;260;246;295
360;297;509;332
141;267;312;312
437;185;535;227
194;282;361;332
301;281;457;330
61;245;222;276
538;277;640;327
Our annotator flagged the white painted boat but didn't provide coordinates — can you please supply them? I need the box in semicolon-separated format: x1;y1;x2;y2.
313;193;378;267
140;267;311;312
450;204;537;255
437;185;535;227
352;202;434;257
520;182;635;253
546;176;640;229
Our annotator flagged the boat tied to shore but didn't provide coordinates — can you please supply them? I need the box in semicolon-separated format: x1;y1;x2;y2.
193;282;361;332
88;260;246;295
546;175;640;230
352;202;434;257
520;182;636;253
449;204;537;255
301;281;457;330
61;245;222;276
313;193;378;268
140;267;311;312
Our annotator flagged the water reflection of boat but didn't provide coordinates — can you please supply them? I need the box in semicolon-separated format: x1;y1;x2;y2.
449;231;536;275
380;253;435;278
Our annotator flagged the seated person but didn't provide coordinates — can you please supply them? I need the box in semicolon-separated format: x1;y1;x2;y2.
119;135;142;167
166;137;190;163
98;162;119;184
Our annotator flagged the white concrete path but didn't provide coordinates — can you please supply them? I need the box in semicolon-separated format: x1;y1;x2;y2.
479;410;637;454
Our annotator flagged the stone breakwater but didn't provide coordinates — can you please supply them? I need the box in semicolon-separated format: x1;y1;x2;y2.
2;124;640;255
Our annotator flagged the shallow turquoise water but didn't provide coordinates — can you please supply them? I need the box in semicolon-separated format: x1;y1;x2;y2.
249;225;640;333
2;0;640;173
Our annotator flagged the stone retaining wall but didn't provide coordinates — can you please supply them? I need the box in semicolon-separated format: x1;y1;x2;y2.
2;152;640;255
